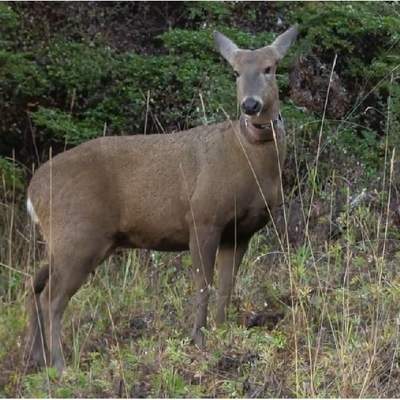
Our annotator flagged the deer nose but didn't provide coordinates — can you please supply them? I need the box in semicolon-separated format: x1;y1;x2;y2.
241;97;262;115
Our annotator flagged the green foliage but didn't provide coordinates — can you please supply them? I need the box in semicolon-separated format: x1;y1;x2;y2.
296;2;399;70
332;127;382;177
0;50;46;98
31;107;102;145
295;2;400;141
21;372;50;398
43;41;118;103
0;3;17;28
0;3;18;47
0;304;25;362
290;2;400;181
184;2;232;24
153;368;191;397
0;157;25;192
161;28;275;57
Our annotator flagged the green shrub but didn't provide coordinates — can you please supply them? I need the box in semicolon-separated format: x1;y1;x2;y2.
44;41;118;99
287;2;400;180
296;3;399;72
30;108;102;145
0;3;18;48
0;50;47;97
295;2;400;117
184;2;232;24
0;157;25;192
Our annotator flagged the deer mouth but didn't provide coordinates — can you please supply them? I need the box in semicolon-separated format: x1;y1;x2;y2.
252;122;270;129
240;115;283;144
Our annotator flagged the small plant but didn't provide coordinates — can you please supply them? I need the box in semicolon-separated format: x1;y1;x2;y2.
0;157;25;192
153;367;189;397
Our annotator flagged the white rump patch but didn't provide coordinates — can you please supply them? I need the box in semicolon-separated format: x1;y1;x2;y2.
27;197;39;224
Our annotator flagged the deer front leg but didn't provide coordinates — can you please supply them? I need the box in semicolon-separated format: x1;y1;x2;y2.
189;226;220;348
216;240;249;326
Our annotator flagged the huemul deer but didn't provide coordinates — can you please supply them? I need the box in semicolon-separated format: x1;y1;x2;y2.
26;25;298;372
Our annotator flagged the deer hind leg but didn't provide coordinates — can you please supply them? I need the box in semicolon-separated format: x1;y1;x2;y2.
189;226;220;348
215;239;249;326
39;236;112;373
26;263;50;368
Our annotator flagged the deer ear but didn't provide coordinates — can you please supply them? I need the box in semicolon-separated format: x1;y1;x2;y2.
271;24;299;59
213;31;239;66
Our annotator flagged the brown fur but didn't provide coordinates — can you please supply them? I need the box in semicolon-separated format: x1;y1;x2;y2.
26;26;298;372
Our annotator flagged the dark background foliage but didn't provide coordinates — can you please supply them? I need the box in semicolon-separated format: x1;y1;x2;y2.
1;1;399;187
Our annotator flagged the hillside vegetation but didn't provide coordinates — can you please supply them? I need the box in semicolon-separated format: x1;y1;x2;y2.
1;2;400;397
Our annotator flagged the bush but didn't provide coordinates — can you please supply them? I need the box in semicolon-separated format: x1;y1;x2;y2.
0;3;18;48
0;157;25;192
294;2;400;134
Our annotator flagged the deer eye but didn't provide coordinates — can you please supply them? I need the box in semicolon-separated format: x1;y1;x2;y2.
264;67;272;75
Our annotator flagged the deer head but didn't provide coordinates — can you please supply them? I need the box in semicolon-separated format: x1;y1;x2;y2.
214;25;298;126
